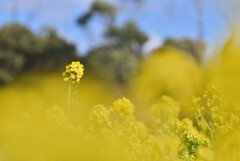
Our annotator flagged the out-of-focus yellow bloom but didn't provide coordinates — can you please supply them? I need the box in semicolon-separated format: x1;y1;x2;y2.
197;147;215;161
130;49;202;115
150;95;180;135
89;105;112;128
112;97;136;121
62;61;84;84
150;96;179;122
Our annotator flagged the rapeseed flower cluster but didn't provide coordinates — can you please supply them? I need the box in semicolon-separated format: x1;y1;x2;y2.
192;82;238;147
112;97;136;121
87;97;180;161
2;30;240;161
175;118;209;161
62;61;84;84
89;105;112;128
150;95;180;135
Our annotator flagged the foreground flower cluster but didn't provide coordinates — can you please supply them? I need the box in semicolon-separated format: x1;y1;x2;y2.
86;86;238;161
42;62;240;161
44;82;240;161
2;30;240;160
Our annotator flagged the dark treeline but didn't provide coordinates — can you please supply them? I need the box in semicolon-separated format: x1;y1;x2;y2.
0;0;202;85
0;24;78;84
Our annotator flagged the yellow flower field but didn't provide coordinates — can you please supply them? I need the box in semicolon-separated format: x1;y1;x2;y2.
1;31;240;161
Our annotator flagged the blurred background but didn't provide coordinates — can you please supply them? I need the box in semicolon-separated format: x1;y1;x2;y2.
2;1;240;160
0;0;240;119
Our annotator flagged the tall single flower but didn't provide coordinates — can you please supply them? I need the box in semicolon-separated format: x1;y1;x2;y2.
62;61;84;121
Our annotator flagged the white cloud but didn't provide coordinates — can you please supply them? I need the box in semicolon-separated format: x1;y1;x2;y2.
142;33;162;55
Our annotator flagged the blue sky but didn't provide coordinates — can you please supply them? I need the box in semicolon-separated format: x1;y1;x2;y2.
0;0;232;56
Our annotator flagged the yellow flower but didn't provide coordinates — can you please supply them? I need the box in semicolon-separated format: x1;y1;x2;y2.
62;61;84;84
64;77;69;82
112;97;135;121
89;105;112;128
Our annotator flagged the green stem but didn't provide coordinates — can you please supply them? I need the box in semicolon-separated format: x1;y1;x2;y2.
210;97;215;148
210;129;214;148
197;109;211;131
67;83;71;121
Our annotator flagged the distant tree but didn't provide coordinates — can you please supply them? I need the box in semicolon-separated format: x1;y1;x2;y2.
0;50;24;83
87;46;140;83
85;21;147;84
26;28;78;70
157;38;205;61
0;23;43;83
105;21;148;51
77;1;117;26
0;23;43;55
77;1;148;84
77;1;118;46
0;24;78;84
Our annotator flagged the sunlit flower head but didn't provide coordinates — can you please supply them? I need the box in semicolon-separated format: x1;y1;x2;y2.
62;61;84;84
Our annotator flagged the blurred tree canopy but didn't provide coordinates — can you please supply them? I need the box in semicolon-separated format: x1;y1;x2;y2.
87;46;140;83
77;1;117;25
105;21;147;50
86;21;147;84
26;28;78;70
156;38;205;61
78;1;148;84
0;24;78;84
